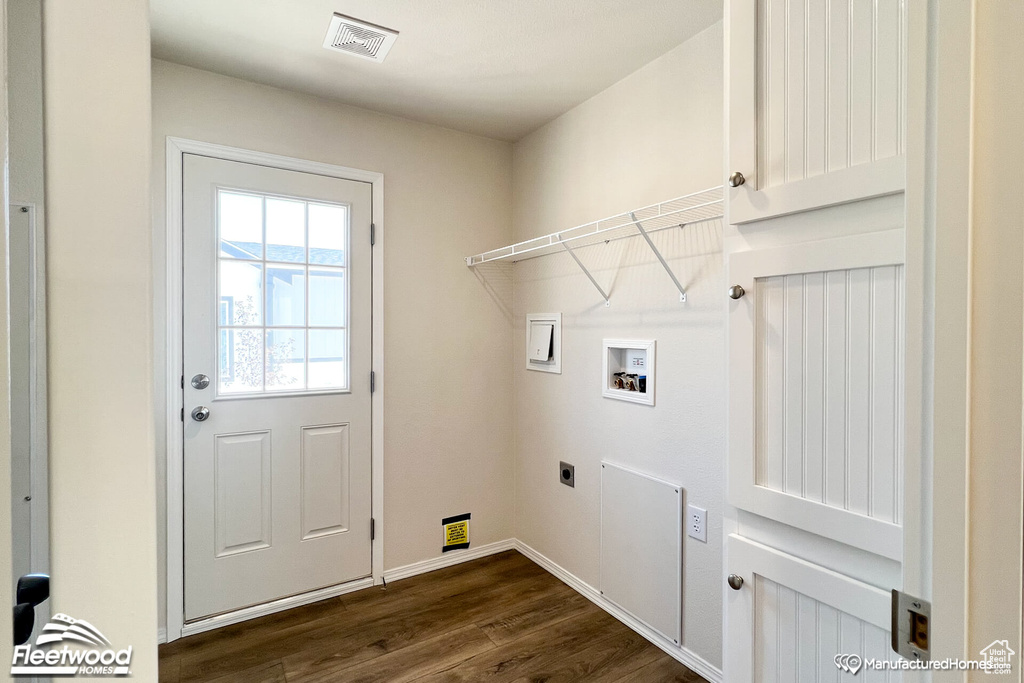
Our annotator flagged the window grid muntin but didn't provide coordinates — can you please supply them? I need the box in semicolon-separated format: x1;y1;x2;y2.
216;188;349;396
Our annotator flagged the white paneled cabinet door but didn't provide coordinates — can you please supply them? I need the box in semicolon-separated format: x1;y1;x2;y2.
728;229;905;560
726;228;908;679
726;536;902;683
727;0;907;223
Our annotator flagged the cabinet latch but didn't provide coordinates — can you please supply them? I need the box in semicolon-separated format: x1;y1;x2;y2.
892;589;930;661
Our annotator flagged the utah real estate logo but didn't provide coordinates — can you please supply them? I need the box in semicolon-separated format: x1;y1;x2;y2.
979;640;1016;675
11;613;132;677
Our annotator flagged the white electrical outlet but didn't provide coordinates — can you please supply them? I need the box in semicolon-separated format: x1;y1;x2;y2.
687;504;707;543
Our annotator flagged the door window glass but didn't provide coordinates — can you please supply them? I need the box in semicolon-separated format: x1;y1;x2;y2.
217;190;349;394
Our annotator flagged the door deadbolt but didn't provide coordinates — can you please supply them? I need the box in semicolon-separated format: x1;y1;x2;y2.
191;374;211;390
191;406;211;422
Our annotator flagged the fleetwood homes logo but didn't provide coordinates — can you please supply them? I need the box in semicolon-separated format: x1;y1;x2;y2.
11;613;132;677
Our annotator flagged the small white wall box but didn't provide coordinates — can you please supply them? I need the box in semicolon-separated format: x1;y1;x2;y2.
602;339;655;405
526;313;561;374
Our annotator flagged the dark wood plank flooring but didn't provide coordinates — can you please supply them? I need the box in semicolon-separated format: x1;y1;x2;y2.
159;551;706;683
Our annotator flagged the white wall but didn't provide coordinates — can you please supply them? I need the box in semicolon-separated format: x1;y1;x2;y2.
509;23;725;668
968;0;1024;670
0;2;15;664
42;0;159;677
151;61;515;628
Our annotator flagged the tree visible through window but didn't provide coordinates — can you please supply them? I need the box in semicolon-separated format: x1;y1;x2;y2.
217;190;349;394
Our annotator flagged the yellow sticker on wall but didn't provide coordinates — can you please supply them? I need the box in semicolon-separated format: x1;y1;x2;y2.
442;513;470;552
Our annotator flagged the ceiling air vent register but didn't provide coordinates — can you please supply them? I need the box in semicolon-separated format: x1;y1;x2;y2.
323;13;399;63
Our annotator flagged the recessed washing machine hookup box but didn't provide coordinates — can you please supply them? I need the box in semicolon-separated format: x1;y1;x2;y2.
602;339;655;406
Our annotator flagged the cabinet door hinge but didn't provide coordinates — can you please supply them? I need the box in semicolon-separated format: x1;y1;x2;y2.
371;518;376;540
180;407;184;422
370;223;376;246
370;370;376;394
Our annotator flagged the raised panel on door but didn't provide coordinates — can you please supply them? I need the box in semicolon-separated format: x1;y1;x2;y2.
215;431;272;556
726;535;901;683
729;230;904;559
728;0;907;224
300;424;351;540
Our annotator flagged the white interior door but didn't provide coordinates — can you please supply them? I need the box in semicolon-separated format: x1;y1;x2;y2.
182;155;373;621
726;0;907;224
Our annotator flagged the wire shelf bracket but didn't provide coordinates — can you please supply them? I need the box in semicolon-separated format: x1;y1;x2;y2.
464;186;723;306
631;212;687;303
558;236;611;307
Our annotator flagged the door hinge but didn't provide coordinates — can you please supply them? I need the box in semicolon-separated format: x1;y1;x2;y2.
370;370;376;394
370;223;376;246
181;375;185;389
892;590;930;661
180;407;184;422
371;518;375;541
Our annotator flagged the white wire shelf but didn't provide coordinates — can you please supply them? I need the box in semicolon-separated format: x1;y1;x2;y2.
464;186;723;267
464;186;723;306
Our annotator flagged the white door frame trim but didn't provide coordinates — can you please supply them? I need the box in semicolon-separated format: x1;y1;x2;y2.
10;203;50;580
163;137;385;643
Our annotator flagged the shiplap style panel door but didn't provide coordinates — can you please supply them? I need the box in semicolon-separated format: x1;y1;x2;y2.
728;230;905;559
726;535;903;683
727;0;907;224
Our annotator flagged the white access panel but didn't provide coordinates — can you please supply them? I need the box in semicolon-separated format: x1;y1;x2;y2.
528;322;553;362
600;461;682;644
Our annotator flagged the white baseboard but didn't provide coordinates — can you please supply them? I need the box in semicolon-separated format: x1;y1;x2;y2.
382;539;517;583
513;540;723;683
179;576;374;638
157;627;167;645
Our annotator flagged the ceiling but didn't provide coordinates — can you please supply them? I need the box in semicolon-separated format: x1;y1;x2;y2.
150;1;722;141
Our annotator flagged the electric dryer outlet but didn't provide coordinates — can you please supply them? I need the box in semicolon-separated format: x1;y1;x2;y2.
559;462;575;488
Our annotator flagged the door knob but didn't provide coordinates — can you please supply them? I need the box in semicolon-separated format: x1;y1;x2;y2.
728;574;744;590
191;406;211;422
191;374;211;390
17;574;49;608
13;603;33;646
728;171;746;187
728;284;746;300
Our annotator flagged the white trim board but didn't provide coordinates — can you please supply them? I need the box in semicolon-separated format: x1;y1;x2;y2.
163;137;386;643
382;539;518;583
513;541;723;683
